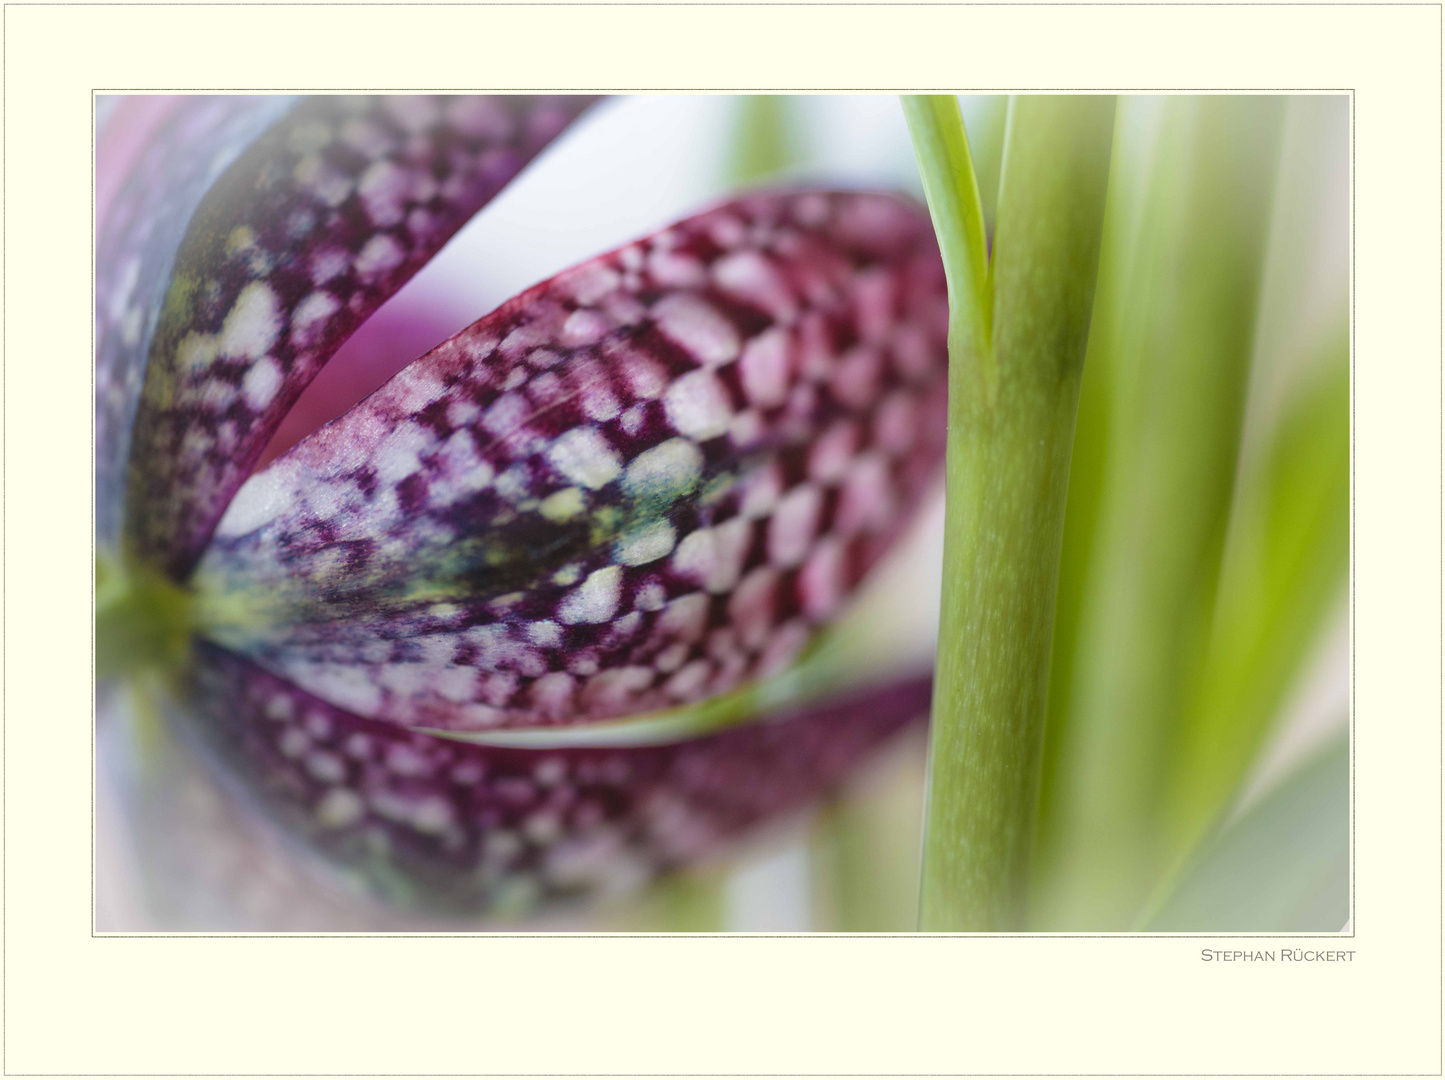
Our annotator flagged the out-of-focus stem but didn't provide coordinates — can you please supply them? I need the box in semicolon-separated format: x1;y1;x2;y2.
727;95;799;187
906;96;1115;930
653;871;728;931
809;731;928;931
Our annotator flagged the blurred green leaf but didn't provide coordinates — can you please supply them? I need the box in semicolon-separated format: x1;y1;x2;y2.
1145;734;1348;932
1034;99;1164;886
1032;97;1286;929
1163;335;1349;859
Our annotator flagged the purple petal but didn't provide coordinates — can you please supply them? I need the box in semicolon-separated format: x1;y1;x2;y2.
182;641;930;915
196;190;949;732
118;95;598;578
97;95;300;550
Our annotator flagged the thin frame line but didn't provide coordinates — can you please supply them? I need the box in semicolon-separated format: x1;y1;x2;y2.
84;89;1360;942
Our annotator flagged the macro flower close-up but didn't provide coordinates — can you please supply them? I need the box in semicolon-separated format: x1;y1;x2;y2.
95;93;1350;932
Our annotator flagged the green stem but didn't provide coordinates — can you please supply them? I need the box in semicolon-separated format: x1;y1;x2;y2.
908;96;1115;930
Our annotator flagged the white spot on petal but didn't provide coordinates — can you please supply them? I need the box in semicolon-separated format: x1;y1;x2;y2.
176;332;220;372
562;309;611;347
219;282;280;360
531;672;576;718
539;487;585;522
310;247;350;285
411;796;454;834
673;518;752;593
372;421;432;486
653;294;740;367
316;788;365;829
565;263;621;305
799;537;846;620
527;620;563;646
656;592;709;643
739;328;792;408
358;160;411;227
647;249;706;288
624;438;702;501
768;484;822;568
559;566;622;625
832;345;883;408
354;233;405;281
875;390;920;456
756;618;812;678
581;667;655;712
807;419;860;484
617;349;667;399
546;426;622;490
664;369;733;440
614;521;677;567
241;356;284;410
665;659;712;699
305;751;346;784
713;250;797;324
212;461;298;538
290;661;383;717
728;566;777;648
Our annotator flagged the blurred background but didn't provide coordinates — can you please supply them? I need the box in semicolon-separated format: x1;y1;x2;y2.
95;94;1349;932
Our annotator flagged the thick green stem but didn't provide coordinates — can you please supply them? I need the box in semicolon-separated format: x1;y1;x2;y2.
908;96;1115;930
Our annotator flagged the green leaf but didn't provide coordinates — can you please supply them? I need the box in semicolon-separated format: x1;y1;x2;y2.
1145;734;1348;932
958;96;1007;238
1034;99;1165;874
1032;97;1287;929
901;94;994;361
1163;334;1349;857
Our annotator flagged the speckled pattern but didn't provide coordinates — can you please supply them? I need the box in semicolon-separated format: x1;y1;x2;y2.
194;191;949;732
184;641;931;914
122;95;598;578
100;97;953;920
96;96;299;549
